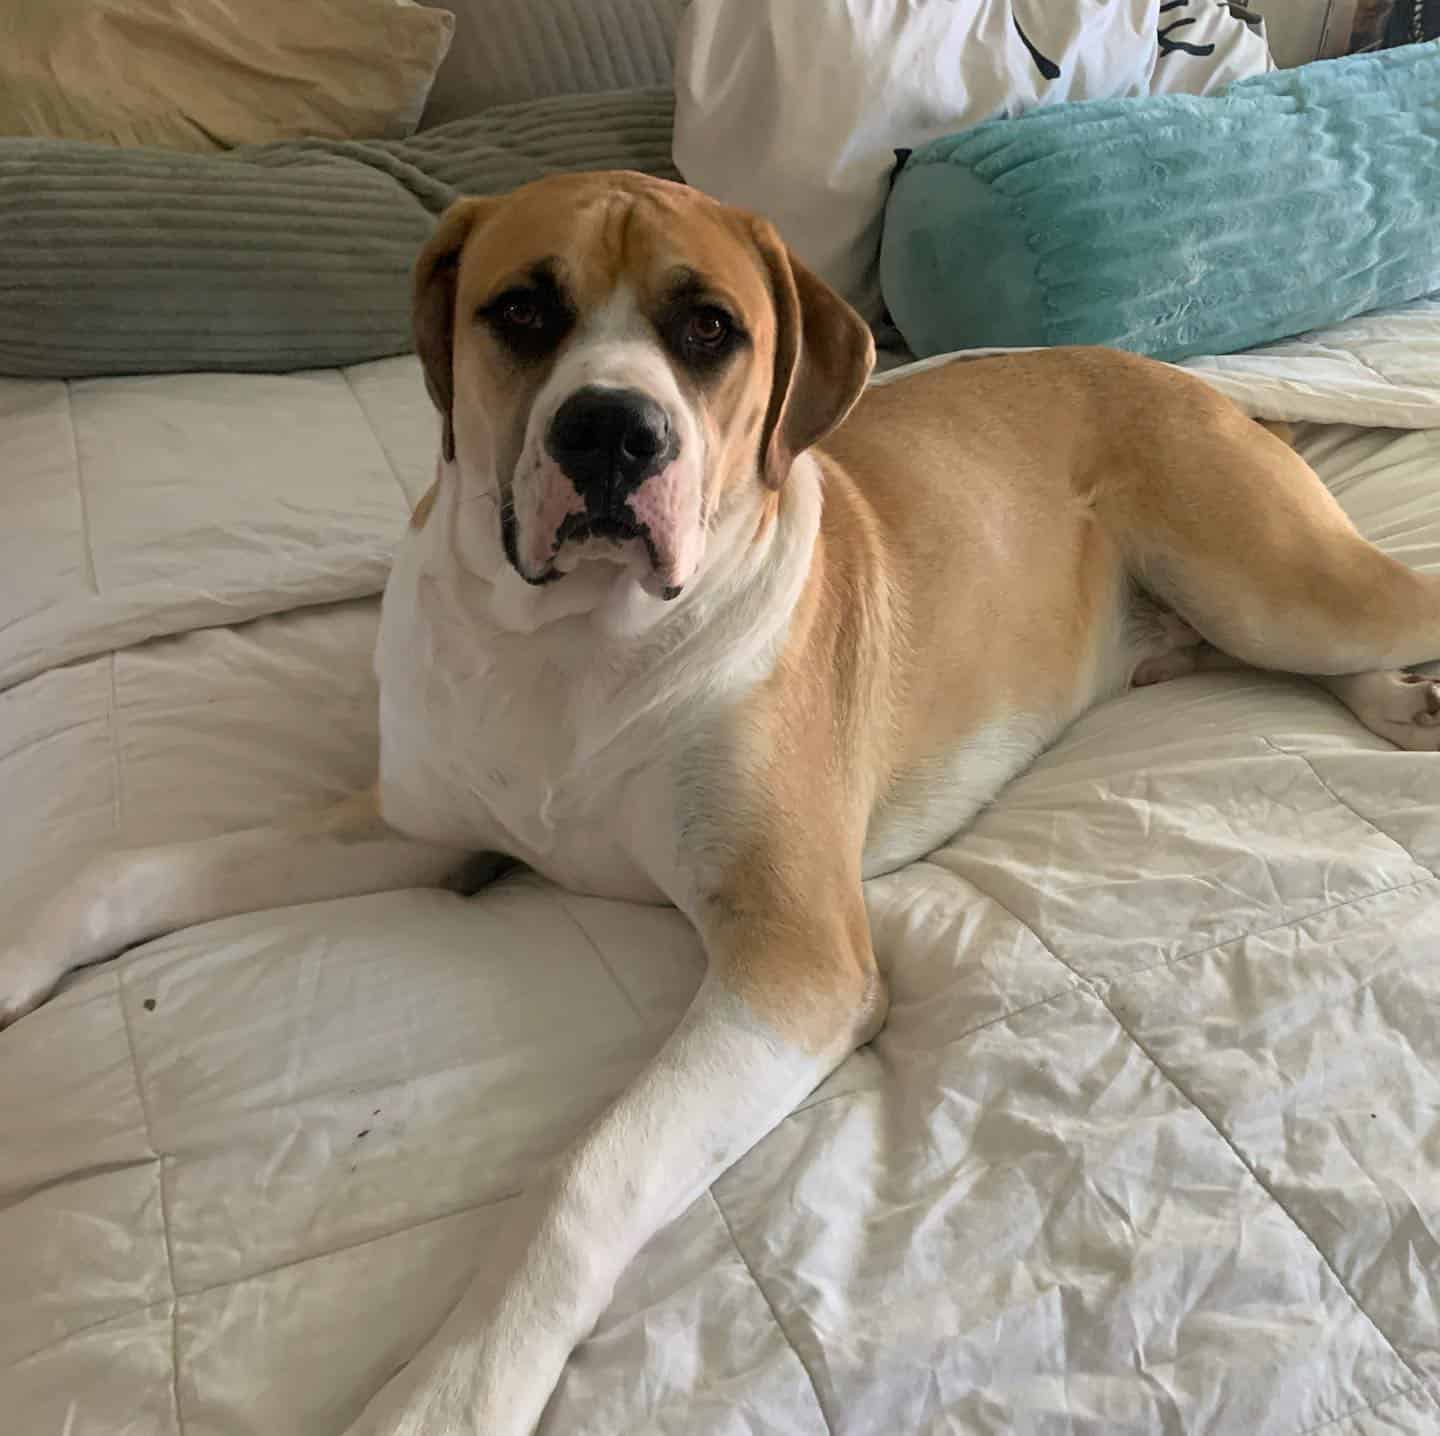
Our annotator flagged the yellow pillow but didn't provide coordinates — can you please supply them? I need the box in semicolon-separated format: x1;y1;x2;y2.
0;0;455;151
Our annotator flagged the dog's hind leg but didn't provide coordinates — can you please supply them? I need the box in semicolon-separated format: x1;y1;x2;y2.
1097;378;1440;747
0;787;474;1028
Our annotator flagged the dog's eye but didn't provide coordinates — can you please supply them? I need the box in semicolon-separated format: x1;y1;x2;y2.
501;298;541;330
480;285;573;357
685;307;732;350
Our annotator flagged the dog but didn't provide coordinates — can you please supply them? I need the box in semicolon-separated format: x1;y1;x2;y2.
3;171;1438;1435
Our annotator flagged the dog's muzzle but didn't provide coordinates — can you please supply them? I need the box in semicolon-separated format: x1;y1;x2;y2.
519;384;693;599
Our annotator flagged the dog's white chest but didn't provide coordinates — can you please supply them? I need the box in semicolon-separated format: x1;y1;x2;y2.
375;546;678;904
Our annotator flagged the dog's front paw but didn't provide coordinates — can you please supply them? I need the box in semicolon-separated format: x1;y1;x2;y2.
0;944;64;1030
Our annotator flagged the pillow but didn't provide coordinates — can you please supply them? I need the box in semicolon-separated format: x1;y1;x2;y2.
0;89;679;380
1235;1;1398;67
0;0;454;152
418;0;685;126
879;42;1440;364
673;0;1271;324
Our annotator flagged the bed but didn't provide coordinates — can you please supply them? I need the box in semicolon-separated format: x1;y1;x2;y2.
3;296;1439;1434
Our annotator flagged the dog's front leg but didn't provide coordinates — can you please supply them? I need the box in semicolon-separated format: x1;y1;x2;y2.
0;788;474;1027
342;889;885;1436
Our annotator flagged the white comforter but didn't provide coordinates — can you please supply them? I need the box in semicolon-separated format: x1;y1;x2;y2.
3;301;1440;1436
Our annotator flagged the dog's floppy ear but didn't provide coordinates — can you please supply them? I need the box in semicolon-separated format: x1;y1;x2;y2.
751;220;875;489
413;196;499;463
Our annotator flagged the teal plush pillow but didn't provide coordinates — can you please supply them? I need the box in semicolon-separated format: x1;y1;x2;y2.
880;42;1440;362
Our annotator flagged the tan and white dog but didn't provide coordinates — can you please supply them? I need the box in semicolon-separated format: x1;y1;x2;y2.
4;171;1440;1434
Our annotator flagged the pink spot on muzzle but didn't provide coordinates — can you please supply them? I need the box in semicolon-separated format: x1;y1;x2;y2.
525;465;587;574
520;452;701;597
628;463;702;595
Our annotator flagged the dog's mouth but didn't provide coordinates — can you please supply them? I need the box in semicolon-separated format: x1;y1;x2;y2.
555;508;647;552
555;508;686;600
500;496;685;601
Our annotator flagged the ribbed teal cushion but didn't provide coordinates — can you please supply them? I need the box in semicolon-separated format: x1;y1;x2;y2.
880;42;1440;362
0;87;678;379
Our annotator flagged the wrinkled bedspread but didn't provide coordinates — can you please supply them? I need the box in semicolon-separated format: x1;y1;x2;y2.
3;300;1440;1435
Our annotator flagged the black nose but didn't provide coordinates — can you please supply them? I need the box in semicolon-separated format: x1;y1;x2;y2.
546;386;675;502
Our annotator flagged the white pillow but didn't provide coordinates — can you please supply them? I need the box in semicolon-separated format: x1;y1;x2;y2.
674;1;1272;323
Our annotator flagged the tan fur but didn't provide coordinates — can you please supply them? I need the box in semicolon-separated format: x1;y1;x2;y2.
713;353;1440;1048
409;481;439;531
1255;417;1295;447
710;474;896;1051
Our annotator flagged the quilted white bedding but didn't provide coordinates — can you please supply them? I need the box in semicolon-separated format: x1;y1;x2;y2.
3;301;1440;1436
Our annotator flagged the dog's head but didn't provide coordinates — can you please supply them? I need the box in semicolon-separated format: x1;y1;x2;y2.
413;171;874;600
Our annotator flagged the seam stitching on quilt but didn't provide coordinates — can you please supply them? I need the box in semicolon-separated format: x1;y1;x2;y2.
5;1293;173;1373
933;873;1098;997
707;1190;834;1436
106;653;126;837
1262;736;1439;880
177;1184;523;1302
1119;873;1438;982
67;382;99;595
5;1183;532;1372
116;967;187;1435
1324;344;1400;391
548;893;648;1026
340;366;416;513
875;979;1080;1054
1100;990;1431;1398
1295;1379;1434;1436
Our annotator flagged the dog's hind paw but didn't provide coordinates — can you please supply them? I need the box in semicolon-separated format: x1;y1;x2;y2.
1326;669;1440;752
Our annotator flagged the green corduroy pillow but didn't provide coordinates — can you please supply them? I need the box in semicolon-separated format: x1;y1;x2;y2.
0;88;678;380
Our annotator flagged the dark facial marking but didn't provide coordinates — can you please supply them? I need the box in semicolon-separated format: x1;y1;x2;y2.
477;260;575;362
499;496;562;587
655;272;749;376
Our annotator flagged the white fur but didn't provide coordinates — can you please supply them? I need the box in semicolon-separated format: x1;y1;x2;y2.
375;450;823;908
1318;668;1440;751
